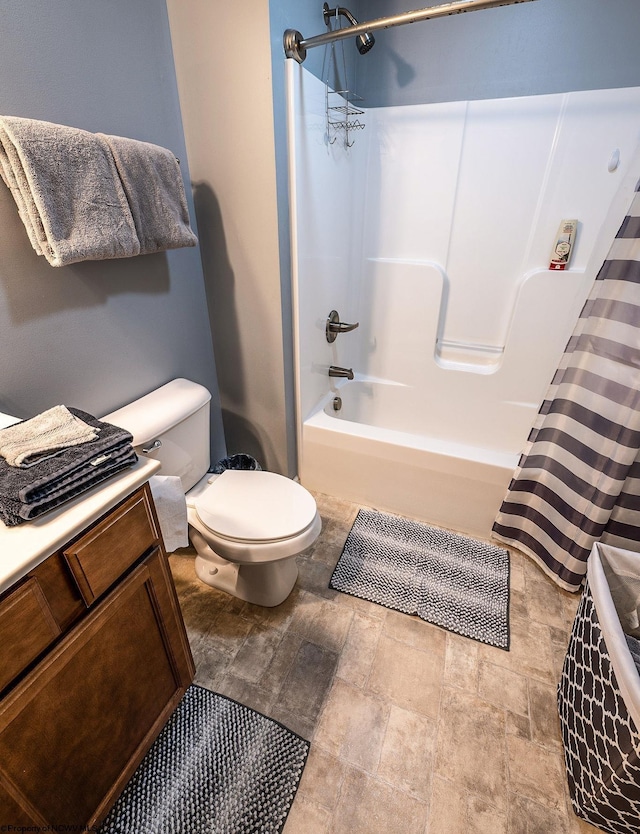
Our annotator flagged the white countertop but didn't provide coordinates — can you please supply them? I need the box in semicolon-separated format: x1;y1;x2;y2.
0;456;160;596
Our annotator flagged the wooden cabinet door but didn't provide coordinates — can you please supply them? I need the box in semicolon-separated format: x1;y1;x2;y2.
0;547;194;828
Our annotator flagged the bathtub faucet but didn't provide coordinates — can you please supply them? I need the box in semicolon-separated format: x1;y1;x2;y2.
328;365;354;380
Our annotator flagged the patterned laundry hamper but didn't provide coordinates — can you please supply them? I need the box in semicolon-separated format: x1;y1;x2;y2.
558;543;640;833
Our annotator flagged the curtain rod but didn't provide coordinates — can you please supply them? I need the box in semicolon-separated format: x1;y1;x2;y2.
284;0;538;63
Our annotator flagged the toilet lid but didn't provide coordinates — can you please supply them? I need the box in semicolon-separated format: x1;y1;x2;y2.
194;470;318;542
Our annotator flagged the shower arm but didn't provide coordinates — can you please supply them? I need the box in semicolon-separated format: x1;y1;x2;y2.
284;0;538;63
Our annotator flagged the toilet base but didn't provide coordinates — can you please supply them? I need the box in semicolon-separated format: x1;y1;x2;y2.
191;530;299;607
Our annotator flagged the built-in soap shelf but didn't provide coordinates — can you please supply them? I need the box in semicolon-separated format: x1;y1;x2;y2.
435;340;504;374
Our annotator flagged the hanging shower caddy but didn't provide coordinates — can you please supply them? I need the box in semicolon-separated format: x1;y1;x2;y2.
323;6;365;148
325;88;365;148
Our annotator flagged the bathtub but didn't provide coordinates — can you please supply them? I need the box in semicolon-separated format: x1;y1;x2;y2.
300;379;522;539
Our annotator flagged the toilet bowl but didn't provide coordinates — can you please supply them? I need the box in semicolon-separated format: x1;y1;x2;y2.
186;468;321;605
103;378;321;607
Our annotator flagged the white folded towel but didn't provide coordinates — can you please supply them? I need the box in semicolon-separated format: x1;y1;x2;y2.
149;475;189;552
98;133;198;255
0;116;140;266
0;405;98;467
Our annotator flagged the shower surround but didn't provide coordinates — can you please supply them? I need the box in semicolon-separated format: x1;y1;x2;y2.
287;60;640;537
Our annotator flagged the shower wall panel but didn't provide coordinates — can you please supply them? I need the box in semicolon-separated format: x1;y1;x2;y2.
360;87;640;359
288;61;367;424
289;59;640;459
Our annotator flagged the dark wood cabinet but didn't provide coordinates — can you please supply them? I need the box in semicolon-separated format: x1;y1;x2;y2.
0;483;194;828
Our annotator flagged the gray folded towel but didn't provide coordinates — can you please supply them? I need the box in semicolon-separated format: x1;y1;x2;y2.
99;133;198;255
0;116;140;266
0;404;98;467
0;408;137;526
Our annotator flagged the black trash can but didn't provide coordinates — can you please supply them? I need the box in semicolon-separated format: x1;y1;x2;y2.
210;453;262;474
558;542;640;834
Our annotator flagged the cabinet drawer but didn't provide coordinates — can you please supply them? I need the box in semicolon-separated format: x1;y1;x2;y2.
0;578;61;693
63;486;159;606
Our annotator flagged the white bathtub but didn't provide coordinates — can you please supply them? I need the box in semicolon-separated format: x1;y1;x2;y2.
300;379;521;539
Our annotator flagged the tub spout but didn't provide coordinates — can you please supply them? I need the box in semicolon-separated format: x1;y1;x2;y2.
329;365;354;380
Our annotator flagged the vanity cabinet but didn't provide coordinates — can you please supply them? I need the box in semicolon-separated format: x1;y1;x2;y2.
0;483;195;828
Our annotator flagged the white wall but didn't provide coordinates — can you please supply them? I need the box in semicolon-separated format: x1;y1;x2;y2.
166;0;293;474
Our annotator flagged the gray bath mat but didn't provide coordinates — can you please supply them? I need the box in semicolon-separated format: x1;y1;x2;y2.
99;685;309;834
330;508;510;650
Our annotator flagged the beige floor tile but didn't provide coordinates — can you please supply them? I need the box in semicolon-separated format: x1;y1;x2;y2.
434;687;508;810
479;615;557;685
175;584;229;643
510;560;526;593
288;589;327;635
525;574;568;630
444;632;479;691
506;710;531;742
507;735;567;810
466;794;508;834
330;767;428;834
203;609;254;658
332;590;387;618
278;640;339;725
383;609;447;656
191;645;229;690
300;597;355;653
312;491;360;525
508;792;575;834
368;634;444;718
562;589;582;629
426;776;466;834
529;678;563;749
478;660;529;716
313;678;389;772
214;675;273;717
259;631;304;695
284;794;332;834
336;612;383;688
377;704;436;801
297;746;347;810
296;556;341;600
509;587;531;621
237;584;303;631
226;623;284;684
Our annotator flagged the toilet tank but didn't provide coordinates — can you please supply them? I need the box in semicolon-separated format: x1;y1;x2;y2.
102;379;212;492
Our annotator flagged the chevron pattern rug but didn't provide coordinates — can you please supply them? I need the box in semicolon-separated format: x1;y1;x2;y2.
330;508;510;650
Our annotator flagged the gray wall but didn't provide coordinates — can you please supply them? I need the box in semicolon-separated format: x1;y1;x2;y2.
0;0;225;463
354;0;640;106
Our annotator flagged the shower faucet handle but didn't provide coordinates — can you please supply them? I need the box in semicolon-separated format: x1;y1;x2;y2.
326;310;360;343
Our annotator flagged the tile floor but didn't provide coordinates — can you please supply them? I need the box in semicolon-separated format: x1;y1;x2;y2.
169;492;602;834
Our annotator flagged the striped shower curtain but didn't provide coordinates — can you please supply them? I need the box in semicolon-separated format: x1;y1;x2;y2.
492;184;640;593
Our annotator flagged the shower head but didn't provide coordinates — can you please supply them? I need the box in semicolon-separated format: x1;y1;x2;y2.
356;30;375;55
323;3;376;55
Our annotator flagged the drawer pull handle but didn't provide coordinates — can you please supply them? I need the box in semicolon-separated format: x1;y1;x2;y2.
141;439;162;454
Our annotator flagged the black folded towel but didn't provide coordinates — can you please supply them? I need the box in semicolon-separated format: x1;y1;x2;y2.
0;408;137;526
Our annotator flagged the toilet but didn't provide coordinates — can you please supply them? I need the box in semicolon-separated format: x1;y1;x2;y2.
103;378;321;606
